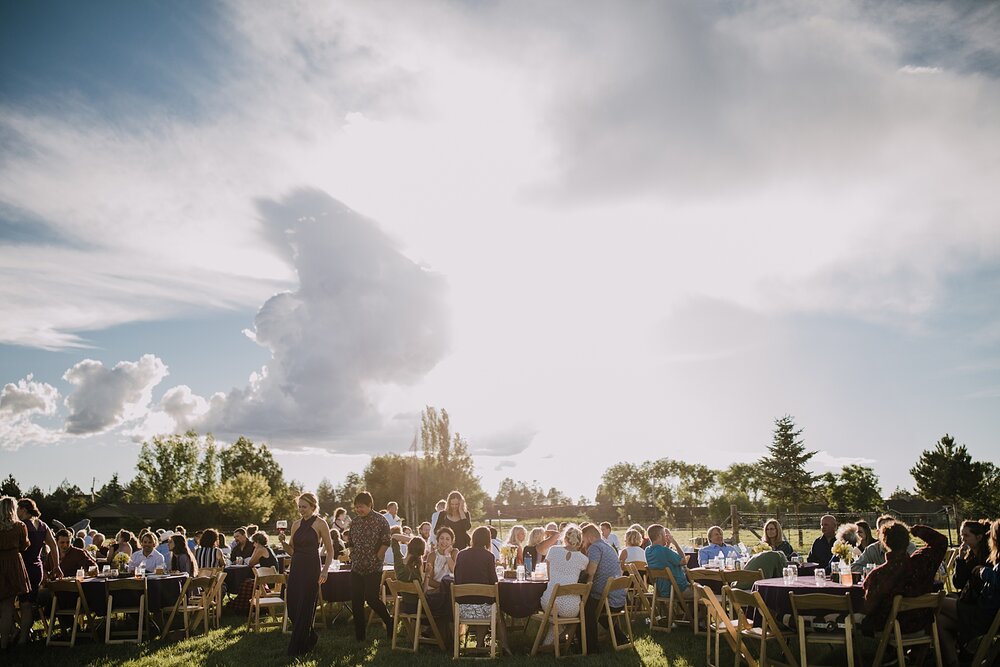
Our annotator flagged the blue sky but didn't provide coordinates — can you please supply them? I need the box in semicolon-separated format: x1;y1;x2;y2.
2;1;999;502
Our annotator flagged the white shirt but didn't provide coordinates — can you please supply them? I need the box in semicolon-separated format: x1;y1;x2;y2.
491;538;503;561
604;533;621;551
129;549;166;571
385;513;401;528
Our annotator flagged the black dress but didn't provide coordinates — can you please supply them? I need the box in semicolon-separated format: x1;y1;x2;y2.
434;513;472;550
287;516;320;655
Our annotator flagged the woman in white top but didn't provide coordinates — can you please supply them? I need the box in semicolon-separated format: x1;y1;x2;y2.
618;528;647;567
425;526;457;591
539;525;589;646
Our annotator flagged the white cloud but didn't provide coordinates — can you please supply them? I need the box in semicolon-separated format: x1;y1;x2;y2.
135;189;449;449
812;450;878;470
899;65;942;74
471;425;539;457
63;354;169;435
0;375;61;449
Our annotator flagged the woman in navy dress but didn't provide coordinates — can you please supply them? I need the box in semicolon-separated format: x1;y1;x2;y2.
16;498;60;644
278;492;334;656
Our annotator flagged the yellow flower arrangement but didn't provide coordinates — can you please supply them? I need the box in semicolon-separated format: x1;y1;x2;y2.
499;545;517;570
113;552;130;570
750;541;772;555
831;540;856;564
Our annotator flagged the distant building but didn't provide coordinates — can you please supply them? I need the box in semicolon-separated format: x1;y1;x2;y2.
86;502;174;529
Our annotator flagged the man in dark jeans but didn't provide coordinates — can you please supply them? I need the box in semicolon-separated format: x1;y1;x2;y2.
347;491;392;641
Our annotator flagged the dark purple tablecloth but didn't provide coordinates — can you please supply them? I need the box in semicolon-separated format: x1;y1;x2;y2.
797;562;819;577
497;579;547;618
685;551;699;569
319;566;394;603
62;574;188;615
751;576;863;627
223;565;254;593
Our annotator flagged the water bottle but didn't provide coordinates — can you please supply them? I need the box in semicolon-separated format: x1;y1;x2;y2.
524;552;533;574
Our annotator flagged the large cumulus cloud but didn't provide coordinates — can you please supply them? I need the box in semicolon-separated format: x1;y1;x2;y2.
62;354;168;435
137;189;450;447
0;374;61;449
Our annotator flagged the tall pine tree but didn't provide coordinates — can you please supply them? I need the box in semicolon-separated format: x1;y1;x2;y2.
909;434;985;520
758;415;817;545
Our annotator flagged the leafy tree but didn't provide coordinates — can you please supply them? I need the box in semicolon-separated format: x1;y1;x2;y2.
214;472;273;526
418;406;486;518
195;435;219;495
96;473;128;505
494;478;547;506
718;463;764;504
219;436;286;498
909;434;986;520
968;463;1000;518
133;432;201;502
838;465;883;510
676;463;717;507
316;478;337;515
0;473;21;498
546;487;571;506
333;472;365;507
889;486;916;500
758;415;817;544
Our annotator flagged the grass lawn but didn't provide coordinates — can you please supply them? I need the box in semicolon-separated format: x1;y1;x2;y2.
6;611;715;667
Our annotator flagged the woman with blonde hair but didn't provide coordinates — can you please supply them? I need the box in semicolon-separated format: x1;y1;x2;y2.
282;491;335;656
506;524;527;564
0;497;30;649
538;524;589;646
619;528;647;566
763;519;795;557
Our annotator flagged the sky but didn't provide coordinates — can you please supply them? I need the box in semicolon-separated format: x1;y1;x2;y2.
1;1;999;505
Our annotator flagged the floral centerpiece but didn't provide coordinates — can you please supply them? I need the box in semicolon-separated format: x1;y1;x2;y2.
499;545;517;571
113;551;130;574
831;540;860;565
86;544;99;557
750;541;772;555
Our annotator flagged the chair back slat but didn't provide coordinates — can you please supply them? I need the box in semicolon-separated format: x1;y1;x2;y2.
451;582;497;601
896;590;944;612
788;591;854;615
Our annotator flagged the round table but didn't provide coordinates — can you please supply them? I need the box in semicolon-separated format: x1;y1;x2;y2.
497;579;547;618
223;565;254;593
751;576;863;627
319;565;395;603
796;562;819;577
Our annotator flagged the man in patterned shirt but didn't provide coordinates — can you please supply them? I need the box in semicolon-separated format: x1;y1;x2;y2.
348;491;392;641
862;521;946;635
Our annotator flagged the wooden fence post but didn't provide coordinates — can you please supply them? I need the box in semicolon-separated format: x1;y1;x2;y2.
730;504;739;544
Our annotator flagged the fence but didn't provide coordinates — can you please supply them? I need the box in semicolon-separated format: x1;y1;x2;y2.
734;506;955;546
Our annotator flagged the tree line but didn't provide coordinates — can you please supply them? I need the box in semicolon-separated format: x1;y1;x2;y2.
2;412;995;531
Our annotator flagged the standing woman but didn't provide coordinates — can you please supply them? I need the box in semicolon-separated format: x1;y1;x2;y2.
16;498;59;644
278;492;334;656
433;491;472;550
0;497;30;649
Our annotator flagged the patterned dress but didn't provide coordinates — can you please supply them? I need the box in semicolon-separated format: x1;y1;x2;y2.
0;522;29;600
539;546;589;643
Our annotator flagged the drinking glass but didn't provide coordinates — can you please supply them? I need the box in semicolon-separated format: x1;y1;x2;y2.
75;568;85;581
516;564;525;581
814;570;826;587
136;564;145;579
782;566;791;584
788;564;798;582
496;566;505;581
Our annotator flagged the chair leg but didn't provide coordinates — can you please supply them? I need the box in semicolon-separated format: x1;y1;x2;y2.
894;623;906;667
932;621;943;667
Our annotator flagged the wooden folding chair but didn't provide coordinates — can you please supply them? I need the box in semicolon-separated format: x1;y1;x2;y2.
45;579;95;646
697;582;757;667
208;571;227;629
386;579;447;653
788;591;859;667
624;562;651;615
721;569;764;591
871;591;945;667
161;575;212;639
648;567;692;633
726;585;799;667
451;582;499;659
969;606;1000;667
688;567;724;637
249;573;288;633
529;582;591;658
596;575;634;651
942;548;961;594
105;578;148;644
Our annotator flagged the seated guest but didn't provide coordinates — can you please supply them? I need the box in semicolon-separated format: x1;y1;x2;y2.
762;519;795;558
248;531;278;569
328;528;346;561
523;527;545;570
55;528;96;576
188;530;200;551
332;506;351;537
743;550;788;584
428;500;446;546
231;528;255;561
698;525;739;565
92;533;108;558
807;515;838;569
619;528;647;567
169;534;198;575
417;521;432;543
384;501;402;528
601;522;621;552
218;532;232;557
861;521;946;636
489;526;503;561
195;528;226;569
505;525;526;565
582;523;627;653
384;526;405;565
644;524;690;600
959;521;1000;654
629;523;650;549
454;526;509;653
390;533;424;612
155;530;173;563
538;525;589;646
129;531;166;571
939;519;992;666
71;536;85;550
856;520;876;550
851;514;916;573
107;530;134;562
426;527;457;590
84;529;95;547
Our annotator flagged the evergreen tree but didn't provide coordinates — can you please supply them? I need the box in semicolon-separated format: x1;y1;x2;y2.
909;434;986;520
0;473;21;498
758;415;817;545
97;473;128;504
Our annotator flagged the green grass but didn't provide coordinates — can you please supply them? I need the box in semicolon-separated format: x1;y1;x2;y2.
8;609;711;667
